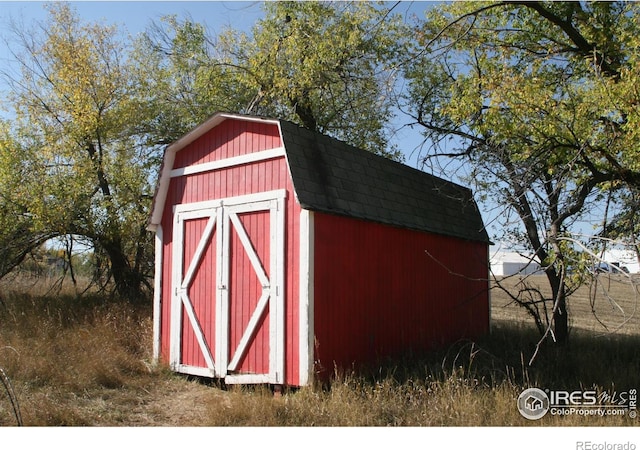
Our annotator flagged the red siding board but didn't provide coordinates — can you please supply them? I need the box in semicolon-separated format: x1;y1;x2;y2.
312;212;489;379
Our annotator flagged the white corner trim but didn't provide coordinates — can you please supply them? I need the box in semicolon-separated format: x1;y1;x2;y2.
298;209;315;386
170;146;286;178
152;225;163;363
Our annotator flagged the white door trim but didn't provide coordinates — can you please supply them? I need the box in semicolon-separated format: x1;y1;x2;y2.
171;208;218;376
171;189;286;383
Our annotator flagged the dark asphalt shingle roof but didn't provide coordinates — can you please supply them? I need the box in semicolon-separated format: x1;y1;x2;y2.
279;120;490;243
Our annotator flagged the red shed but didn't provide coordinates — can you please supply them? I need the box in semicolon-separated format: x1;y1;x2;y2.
148;113;491;387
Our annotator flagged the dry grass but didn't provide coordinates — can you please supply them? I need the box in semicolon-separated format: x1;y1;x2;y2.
1;274;639;427
491;273;640;335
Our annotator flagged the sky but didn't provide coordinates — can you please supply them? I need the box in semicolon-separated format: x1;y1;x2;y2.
0;1;266;35
0;1;427;134
0;1;267;123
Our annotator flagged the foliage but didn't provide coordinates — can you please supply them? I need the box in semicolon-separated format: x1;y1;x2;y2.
403;1;640;342
238;1;404;157
133;14;256;144
0;2;410;298
139;1;405;158
1;3;159;298
0;121;54;278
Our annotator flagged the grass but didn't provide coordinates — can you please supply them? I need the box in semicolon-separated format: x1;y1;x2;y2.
1;274;639;426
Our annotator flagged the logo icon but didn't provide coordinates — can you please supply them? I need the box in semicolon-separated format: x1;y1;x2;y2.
518;388;550;420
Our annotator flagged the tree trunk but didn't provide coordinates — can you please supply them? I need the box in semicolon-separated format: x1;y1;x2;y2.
99;236;146;302
547;270;569;344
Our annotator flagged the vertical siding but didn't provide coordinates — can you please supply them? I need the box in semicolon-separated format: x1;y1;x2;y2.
312;212;489;380
228;209;271;375
173;120;282;169
179;216;218;368
159;119;302;385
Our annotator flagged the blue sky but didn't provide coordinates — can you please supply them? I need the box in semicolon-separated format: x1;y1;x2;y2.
0;1;266;36
0;2;267;97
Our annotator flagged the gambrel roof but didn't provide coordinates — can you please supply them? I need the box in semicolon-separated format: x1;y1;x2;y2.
279;120;489;243
149;113;489;243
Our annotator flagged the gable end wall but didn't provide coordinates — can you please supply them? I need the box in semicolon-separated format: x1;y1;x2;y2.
158;120;304;386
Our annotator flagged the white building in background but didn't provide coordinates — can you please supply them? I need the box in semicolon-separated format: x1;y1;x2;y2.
490;248;542;277
600;248;639;274
490;244;640;276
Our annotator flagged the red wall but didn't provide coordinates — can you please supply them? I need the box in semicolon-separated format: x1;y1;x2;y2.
173;119;281;168
312;212;489;379
159;120;303;385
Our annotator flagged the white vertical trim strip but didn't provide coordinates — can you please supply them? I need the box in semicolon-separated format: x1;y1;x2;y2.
216;207;229;376
272;196;286;384
152;225;163;364
170;214;184;369
170;147;286;178
298;209;315;386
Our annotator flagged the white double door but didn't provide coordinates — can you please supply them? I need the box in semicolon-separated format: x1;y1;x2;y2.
170;190;285;384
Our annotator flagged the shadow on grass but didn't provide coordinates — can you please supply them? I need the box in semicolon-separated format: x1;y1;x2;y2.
347;319;640;393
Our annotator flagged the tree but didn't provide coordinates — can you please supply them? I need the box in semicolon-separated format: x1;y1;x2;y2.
140;1;406;158
0;121;54;279
403;1;640;346
1;4;157;299
133;14;258;145
0;2;412;299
